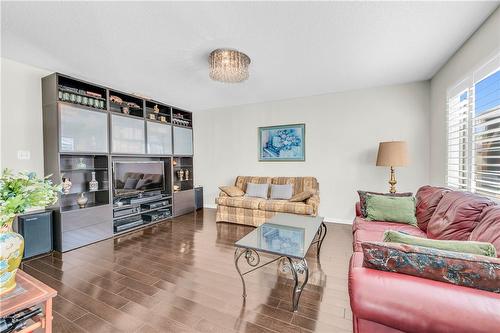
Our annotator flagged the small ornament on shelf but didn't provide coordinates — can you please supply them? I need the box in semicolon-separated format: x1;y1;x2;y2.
77;158;86;169
149;114;156;120
76;193;88;208
89;172;99;191
184;169;190;180
153;104;160;114
176;169;184;181
159;116;167;122
62;176;72;194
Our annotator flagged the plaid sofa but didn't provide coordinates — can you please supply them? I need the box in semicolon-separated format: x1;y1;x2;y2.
215;176;320;226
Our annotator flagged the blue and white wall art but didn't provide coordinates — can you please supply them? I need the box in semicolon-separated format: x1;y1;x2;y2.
259;124;305;161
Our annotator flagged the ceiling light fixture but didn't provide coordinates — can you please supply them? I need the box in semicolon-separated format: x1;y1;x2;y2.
208;48;251;83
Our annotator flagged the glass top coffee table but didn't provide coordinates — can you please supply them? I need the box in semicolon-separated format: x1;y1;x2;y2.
234;213;327;312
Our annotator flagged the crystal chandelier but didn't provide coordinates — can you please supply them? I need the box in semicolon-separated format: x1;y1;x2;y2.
208;48;251;83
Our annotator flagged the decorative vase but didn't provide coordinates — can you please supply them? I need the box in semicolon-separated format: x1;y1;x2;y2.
77;193;88;208
184;169;190;180
77;158;86;169
0;217;24;295
89;172;98;191
62;177;72;194
176;169;184;181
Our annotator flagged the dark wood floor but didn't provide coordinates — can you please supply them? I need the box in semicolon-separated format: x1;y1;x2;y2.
23;209;353;333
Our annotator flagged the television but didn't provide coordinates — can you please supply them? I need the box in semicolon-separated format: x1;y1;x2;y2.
113;161;165;197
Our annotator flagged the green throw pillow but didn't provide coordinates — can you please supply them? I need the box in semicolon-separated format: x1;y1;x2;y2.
365;193;417;226
384;230;497;257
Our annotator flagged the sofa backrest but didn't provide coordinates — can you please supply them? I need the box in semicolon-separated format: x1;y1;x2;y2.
234;176;319;195
427;190;495;240
234;176;272;192
470;205;500;257
415;185;451;232
271;177;319;195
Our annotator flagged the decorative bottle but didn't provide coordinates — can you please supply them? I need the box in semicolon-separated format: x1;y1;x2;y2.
89;172;99;191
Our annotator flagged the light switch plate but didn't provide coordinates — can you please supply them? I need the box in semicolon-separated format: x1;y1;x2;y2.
17;150;31;160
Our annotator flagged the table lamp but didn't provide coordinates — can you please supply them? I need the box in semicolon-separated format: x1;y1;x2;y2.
376;141;408;193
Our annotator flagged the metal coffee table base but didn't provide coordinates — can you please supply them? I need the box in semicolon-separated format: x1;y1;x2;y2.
234;222;327;312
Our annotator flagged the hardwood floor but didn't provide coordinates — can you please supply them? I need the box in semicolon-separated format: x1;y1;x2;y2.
22;208;353;333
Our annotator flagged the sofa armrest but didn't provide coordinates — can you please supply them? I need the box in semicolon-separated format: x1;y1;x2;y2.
349;252;500;333
306;194;320;216
355;202;362;217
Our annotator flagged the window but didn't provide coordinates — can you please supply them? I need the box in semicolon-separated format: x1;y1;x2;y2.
447;54;500;198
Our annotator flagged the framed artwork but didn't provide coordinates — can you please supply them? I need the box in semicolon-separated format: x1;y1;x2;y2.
258;124;305;161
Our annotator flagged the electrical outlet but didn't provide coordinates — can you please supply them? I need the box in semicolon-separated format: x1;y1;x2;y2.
17;150;31;160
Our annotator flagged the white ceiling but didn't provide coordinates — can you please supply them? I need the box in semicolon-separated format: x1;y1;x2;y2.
1;2;498;111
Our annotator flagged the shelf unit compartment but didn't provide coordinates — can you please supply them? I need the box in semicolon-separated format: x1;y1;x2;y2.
147;121;172;155
173;156;193;192
59;104;109;153
111;114;146;154
57;75;107;110
145;101;171;123
109;90;144;118
172;108;192;128
59;154;110;211
173;127;193;155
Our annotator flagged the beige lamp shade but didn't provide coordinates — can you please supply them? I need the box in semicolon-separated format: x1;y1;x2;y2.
376;141;409;167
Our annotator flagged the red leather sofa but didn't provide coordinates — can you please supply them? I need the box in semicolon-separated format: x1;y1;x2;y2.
348;186;500;333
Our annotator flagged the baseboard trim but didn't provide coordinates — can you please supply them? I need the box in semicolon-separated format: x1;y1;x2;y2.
324;217;353;225
204;205;352;225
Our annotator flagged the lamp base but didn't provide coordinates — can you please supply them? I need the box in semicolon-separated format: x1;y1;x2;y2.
388;166;397;194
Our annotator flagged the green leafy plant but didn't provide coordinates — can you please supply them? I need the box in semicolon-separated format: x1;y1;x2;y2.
0;169;61;225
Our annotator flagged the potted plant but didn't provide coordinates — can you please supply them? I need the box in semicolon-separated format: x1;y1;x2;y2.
0;169;60;294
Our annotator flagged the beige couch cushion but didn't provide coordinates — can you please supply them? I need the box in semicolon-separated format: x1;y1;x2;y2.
258;200;313;215
216;196;264;210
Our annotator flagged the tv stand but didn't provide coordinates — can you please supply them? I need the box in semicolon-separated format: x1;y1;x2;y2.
112;193;172;235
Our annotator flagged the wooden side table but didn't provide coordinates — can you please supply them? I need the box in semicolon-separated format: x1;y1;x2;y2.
0;270;57;333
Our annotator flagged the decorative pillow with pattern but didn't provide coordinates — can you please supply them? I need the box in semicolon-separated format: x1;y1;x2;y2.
361;241;500;293
289;189;316;202
357;190;412;217
219;186;245;197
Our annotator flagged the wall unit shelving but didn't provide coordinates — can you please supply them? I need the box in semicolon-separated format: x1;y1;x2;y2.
42;73;194;252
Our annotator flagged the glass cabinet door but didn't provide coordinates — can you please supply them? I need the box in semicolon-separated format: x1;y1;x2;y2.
147;121;172;155
111;114;145;154
173;127;193;155
59;104;109;153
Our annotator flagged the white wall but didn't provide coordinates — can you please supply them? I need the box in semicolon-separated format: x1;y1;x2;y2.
430;8;500;185
194;82;430;222
1;58;50;175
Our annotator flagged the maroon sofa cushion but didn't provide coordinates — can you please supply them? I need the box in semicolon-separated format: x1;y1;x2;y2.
415;185;450;232
349;252;500;333
427;191;495;240
470;205;500;257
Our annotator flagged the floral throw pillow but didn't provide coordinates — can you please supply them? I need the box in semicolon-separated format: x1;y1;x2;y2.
357;190;413;217
361;241;500;293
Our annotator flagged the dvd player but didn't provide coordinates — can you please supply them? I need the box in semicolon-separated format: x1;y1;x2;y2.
141;200;169;210
142;209;171;223
130;194;163;205
113;206;140;218
114;215;143;232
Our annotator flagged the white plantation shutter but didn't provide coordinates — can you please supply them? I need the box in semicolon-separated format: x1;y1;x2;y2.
447;53;500;198
447;86;470;190
471;54;500;198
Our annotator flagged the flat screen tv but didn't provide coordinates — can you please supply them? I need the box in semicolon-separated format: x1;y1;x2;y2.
113;161;165;197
